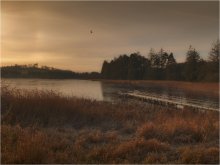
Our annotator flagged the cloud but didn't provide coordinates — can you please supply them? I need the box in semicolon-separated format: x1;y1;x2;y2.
1;1;219;71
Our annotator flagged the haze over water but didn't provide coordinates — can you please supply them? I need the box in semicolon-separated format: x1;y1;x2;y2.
2;78;219;110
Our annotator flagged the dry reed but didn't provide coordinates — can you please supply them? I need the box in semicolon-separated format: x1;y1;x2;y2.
1;86;219;164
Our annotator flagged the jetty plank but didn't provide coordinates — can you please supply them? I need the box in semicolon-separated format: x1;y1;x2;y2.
121;91;219;111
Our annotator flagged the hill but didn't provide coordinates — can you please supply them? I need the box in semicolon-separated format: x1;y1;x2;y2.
1;64;101;79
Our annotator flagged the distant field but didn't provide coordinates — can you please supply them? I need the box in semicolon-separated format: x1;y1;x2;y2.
1;86;219;164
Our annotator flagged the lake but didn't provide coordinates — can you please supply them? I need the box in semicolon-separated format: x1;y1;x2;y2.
1;78;219;110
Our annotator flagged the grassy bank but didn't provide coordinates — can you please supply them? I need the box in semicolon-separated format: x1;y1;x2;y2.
1;87;219;164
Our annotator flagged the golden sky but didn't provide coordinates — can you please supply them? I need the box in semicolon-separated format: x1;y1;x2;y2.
1;1;219;72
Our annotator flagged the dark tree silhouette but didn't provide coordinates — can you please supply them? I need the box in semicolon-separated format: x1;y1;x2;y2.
1;64;101;79
149;48;160;68
167;53;176;66
2;41;219;82
101;44;218;82
206;40;220;81
184;45;202;81
209;40;219;63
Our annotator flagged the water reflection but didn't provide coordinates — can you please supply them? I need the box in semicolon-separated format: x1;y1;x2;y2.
101;81;218;109
100;82;131;101
2;79;104;101
1;78;219;109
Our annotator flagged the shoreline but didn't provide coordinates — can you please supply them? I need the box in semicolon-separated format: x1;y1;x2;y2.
2;78;219;97
95;79;219;96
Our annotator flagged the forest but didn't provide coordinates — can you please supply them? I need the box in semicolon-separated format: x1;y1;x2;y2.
101;41;219;82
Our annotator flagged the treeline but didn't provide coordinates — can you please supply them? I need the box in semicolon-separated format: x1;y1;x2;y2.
101;41;219;82
1;41;219;82
1;64;101;79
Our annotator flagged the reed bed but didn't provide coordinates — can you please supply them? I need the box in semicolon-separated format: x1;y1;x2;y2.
1;86;219;164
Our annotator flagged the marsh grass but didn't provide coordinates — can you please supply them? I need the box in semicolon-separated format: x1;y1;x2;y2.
1;86;219;164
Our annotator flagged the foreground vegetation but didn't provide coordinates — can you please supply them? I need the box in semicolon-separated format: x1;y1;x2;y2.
1;87;219;164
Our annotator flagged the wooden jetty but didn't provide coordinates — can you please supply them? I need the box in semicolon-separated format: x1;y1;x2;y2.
120;91;219;111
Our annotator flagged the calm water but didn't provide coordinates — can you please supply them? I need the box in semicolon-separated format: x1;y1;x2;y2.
1;78;219;110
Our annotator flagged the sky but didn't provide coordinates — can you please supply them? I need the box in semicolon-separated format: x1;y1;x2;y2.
1;1;219;72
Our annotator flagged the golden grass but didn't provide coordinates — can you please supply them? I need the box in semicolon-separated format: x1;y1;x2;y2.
1;86;219;164
179;146;219;164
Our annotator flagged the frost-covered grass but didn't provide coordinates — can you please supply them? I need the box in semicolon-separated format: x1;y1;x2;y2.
1;86;219;164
